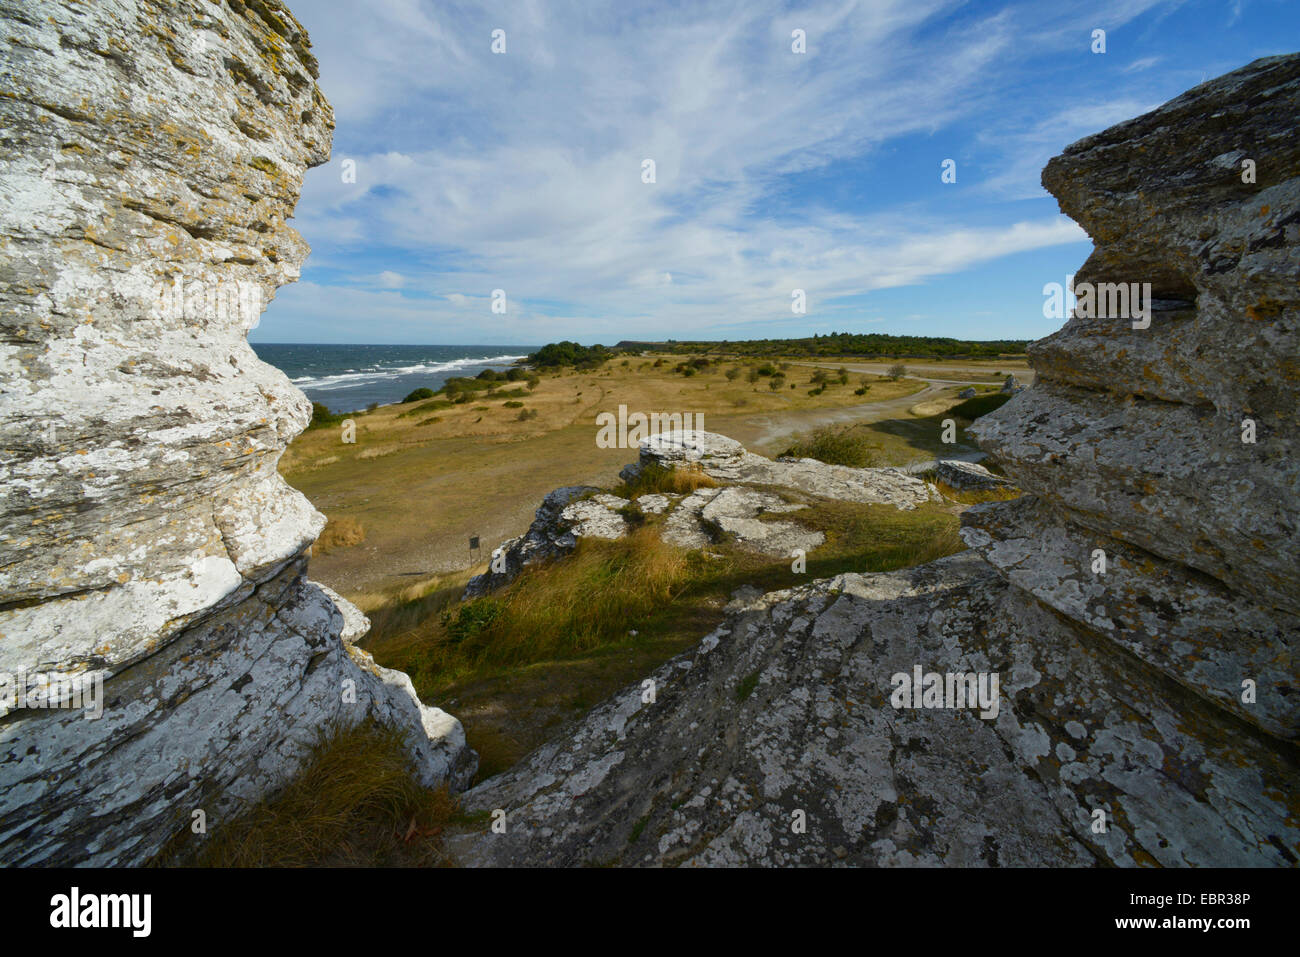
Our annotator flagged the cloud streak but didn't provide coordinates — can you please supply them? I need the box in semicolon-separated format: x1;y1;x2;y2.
267;0;1254;343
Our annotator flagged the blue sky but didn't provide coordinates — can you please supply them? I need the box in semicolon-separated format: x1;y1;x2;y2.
254;0;1298;346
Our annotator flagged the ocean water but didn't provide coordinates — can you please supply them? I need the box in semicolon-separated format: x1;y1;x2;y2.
251;344;537;414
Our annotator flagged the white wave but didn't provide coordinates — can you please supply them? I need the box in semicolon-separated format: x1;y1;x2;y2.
292;354;527;391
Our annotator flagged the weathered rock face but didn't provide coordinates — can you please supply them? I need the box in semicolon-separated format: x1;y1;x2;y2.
448;56;1299;867
0;0;472;865
967;51;1300;727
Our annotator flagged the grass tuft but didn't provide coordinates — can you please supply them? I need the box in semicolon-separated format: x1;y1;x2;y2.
315;515;366;554
153;721;459;867
617;462;719;497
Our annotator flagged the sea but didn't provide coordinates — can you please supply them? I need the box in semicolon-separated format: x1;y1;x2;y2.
251;344;537;414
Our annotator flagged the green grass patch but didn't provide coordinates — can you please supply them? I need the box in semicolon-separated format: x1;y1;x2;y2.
782;425;880;467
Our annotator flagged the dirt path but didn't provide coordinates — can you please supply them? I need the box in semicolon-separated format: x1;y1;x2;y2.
715;382;944;452
791;359;1036;386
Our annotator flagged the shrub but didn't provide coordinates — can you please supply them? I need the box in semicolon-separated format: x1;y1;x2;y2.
402;387;435;403
516;408;538;421
308;401;343;429
530;341;610;370
444;597;506;644
503;400;524;408
725;367;741;381
887;363;908;380
315;516;366;554
783;426;878;467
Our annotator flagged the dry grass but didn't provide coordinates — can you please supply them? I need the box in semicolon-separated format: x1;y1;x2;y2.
371;526;693;695
153;721;461;867
617;462;719;497
277;358;931;596
315;515;366;554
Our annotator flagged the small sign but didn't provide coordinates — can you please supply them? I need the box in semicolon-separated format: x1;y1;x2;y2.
469;536;480;551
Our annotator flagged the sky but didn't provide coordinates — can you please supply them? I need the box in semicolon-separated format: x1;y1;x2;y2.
253;0;1299;346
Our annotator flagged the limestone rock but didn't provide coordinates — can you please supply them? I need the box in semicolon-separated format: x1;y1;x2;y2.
464;487;629;597
631;430;935;510
958;387;977;399
449;553;1296;866
999;375;1023;394
0;0;472;865
935;459;1015;492
961;497;1297;738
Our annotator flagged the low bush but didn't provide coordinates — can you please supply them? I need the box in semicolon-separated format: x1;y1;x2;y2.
783;426;879;467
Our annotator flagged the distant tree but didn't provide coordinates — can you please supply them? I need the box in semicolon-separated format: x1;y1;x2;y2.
887;363;908;380
530;341;610;370
309;401;341;429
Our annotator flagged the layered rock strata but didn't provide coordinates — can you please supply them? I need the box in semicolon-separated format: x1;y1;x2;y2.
0;0;472;865
448;56;1299;867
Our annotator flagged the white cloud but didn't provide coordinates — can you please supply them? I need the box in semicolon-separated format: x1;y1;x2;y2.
274;0;1164;341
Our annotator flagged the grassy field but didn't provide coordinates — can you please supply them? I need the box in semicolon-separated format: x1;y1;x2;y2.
282;355;947;602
